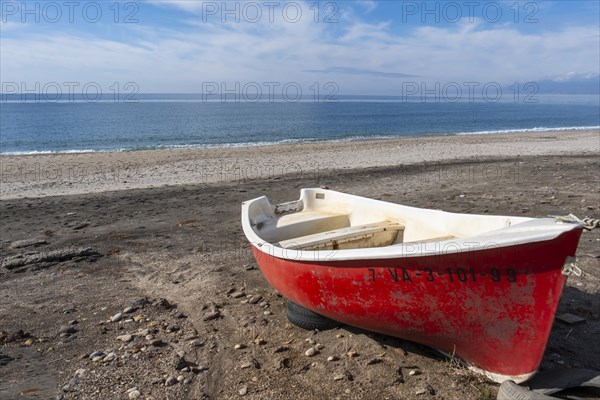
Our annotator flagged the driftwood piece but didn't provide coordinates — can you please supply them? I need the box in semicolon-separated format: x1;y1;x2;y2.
9;239;48;249
2;248;100;270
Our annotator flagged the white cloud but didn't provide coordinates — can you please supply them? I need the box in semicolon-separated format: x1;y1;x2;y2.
1;2;599;94
0;20;28;32
357;1;377;13
145;0;205;13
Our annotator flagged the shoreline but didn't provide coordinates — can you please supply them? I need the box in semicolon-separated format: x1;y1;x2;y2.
1;129;598;200
1;126;599;157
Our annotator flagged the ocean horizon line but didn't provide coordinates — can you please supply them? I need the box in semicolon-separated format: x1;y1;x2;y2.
1;93;599;104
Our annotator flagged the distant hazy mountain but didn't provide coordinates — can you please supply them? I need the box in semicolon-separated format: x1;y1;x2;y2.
534;73;600;95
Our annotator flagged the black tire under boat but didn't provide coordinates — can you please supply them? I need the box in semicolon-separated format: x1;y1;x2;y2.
286;300;340;331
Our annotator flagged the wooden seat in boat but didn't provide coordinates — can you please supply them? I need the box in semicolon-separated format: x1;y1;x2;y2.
405;235;456;244
279;220;405;250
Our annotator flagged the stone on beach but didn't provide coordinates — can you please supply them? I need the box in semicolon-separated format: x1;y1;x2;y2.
123;306;137;314
202;309;220;321
60;325;76;334
248;295;262;304
111;313;123;322
89;351;105;359
165;376;178;386
305;347;317;357
117;334;133;342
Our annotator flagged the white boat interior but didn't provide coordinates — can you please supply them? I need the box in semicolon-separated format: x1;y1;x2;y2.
242;188;579;260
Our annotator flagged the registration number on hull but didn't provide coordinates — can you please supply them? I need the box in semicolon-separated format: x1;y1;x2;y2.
367;267;518;283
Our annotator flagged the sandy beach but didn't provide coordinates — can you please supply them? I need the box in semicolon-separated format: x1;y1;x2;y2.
1;130;599;399
1;129;598;200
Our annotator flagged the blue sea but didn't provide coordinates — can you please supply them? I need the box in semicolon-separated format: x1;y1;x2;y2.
1;94;598;155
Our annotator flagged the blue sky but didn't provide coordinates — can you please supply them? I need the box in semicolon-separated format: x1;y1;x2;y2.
1;0;599;94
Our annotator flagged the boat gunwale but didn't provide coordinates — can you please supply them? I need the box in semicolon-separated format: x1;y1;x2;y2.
242;188;584;262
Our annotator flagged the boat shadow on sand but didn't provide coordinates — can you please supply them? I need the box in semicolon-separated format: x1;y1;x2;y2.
543;285;599;371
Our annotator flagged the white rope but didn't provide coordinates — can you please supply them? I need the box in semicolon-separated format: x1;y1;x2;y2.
563;261;583;277
551;213;600;231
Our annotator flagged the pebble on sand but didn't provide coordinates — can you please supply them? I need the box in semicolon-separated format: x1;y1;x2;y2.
305;347;317;357
165;376;178;386
415;384;435;395
60;325;76;334
239;386;248;396
89;351;105;359
174;354;195;371
111;313;123;322
248;295;262;304
155;298;173;309
135;328;150;336
117;334;133;342
202;309;221;321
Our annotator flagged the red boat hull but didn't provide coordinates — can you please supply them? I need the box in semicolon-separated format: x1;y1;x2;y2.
251;228;582;381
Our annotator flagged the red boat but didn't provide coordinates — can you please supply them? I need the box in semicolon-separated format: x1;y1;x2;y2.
241;188;585;383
